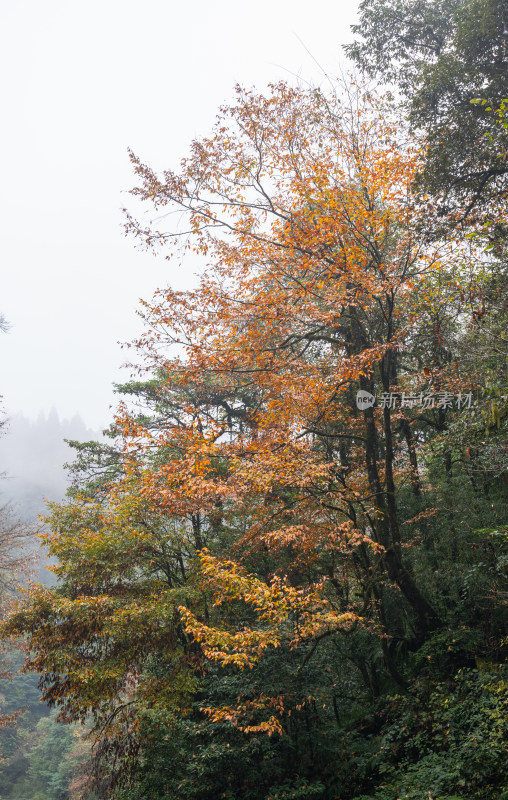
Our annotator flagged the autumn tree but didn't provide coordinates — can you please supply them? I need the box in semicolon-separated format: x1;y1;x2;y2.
124;80;470;639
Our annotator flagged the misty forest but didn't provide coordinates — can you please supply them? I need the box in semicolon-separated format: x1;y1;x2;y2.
1;1;507;799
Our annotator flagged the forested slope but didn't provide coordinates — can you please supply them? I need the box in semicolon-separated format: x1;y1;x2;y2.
0;412;99;799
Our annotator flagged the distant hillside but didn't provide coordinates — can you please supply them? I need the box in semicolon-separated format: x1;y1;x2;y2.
0;409;100;519
0;410;101;584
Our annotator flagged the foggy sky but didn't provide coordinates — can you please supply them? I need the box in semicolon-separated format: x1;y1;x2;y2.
1;0;358;430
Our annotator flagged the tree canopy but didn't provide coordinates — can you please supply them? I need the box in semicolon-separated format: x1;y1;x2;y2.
346;0;508;215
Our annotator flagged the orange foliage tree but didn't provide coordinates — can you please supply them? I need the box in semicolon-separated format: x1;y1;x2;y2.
125;80;457;643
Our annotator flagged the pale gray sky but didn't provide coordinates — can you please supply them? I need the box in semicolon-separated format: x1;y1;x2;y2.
0;0;358;429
